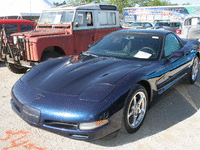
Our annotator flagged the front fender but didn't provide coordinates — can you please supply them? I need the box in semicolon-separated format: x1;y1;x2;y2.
30;34;74;61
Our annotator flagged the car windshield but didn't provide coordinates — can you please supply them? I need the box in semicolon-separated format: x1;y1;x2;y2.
132;23;143;26
38;10;75;24
155;22;170;27
87;32;163;60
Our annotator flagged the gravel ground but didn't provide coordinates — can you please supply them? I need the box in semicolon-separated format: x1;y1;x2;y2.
0;61;200;150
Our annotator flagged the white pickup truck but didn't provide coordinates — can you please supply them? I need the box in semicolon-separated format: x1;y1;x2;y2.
177;14;200;40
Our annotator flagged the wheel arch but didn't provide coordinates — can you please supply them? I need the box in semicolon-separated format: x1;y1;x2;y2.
196;52;200;59
40;46;65;61
136;80;153;105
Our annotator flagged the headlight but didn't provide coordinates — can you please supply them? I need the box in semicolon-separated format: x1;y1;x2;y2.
13;36;17;44
79;119;109;130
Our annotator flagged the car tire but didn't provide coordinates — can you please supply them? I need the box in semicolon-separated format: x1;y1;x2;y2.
41;51;61;61
190;56;199;84
6;63;28;74
121;84;148;134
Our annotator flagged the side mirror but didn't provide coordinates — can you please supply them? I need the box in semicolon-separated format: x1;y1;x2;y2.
167;50;185;60
88;43;93;48
75;22;79;27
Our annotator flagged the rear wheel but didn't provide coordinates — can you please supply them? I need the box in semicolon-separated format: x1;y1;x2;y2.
189;56;199;84
6;63;28;74
121;84;148;133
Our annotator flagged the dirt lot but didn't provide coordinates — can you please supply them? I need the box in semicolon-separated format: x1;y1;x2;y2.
0;61;200;150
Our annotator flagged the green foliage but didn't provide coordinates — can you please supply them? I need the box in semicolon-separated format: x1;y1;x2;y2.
68;0;101;3
105;0;137;13
182;2;190;5
135;0;178;7
52;0;179;13
53;1;67;6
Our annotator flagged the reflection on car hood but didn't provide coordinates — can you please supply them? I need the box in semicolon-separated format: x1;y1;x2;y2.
25;57;152;96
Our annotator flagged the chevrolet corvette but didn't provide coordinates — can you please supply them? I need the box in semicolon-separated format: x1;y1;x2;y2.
11;29;200;141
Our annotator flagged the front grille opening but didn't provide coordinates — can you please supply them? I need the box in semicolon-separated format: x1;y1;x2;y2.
44;120;78;130
54;26;70;29
11;99;21;113
37;26;52;28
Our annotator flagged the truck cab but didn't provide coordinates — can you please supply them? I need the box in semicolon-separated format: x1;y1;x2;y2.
176;14;200;39
0;3;120;73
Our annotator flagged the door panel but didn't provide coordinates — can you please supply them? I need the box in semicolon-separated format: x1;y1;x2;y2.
156;54;192;93
73;10;95;54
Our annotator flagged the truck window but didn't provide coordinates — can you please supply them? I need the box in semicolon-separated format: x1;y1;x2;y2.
61;11;74;24
20;24;35;32
86;12;93;26
185;17;200;26
76;11;93;27
39;11;75;24
99;12;116;26
1;25;18;35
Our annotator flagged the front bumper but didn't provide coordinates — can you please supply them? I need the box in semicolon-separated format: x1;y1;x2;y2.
11;89;123;141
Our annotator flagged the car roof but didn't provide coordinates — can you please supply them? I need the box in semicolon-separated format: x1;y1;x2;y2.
117;29;172;35
155;21;180;23
133;22;152;24
184;14;200;20
0;19;36;25
45;3;118;11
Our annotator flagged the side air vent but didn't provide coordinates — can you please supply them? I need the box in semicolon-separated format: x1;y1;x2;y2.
44;120;78;130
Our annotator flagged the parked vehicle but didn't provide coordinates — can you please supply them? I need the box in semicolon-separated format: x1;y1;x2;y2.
11;29;200;141
176;14;200;39
0;19;36;62
0;19;36;35
122;21;134;29
131;22;153;29
153;19;170;25
0;3;120;73
153;21;181;33
123;5;196;23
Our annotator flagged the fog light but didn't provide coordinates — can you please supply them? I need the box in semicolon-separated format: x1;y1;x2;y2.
79;119;109;130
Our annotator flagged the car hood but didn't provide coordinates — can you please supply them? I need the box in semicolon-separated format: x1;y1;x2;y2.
21;56;152;96
12;28;66;37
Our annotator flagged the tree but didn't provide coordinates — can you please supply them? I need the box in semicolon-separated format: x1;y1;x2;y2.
106;0;137;13
132;0;178;7
182;2;190;5
53;1;67;6
71;0;101;3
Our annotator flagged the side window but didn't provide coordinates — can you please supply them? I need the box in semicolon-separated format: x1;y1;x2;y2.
99;12;116;26
86;12;93;26
5;25;18;35
174;23;180;27
76;11;93;27
145;23;152;27
20;24;35;32
185;17;200;26
164;34;181;57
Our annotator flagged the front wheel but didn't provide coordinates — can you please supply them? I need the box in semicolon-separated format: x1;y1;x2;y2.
121;84;148;134
6;63;28;74
189;56;199;84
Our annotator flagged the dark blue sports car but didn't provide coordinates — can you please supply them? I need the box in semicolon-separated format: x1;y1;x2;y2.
11;30;200;141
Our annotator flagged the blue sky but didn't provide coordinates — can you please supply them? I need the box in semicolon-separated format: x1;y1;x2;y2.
48;0;200;5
